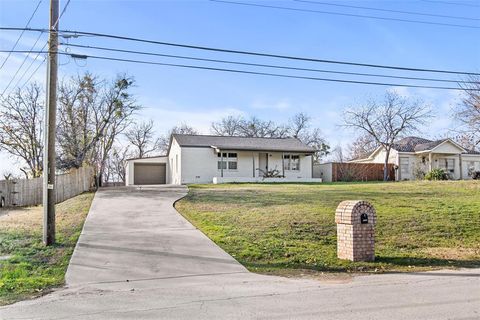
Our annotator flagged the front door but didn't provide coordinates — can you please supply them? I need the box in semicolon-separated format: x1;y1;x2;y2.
258;153;268;176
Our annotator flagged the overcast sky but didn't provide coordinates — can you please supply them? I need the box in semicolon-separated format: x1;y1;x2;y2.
0;0;479;176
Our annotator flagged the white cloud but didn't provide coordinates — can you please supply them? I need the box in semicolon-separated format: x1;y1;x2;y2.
135;101;246;134
387;86;412;97
250;98;291;111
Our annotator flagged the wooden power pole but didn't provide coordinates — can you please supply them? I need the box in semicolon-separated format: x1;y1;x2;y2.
43;0;59;246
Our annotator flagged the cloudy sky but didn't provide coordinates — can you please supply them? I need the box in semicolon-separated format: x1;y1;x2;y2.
0;0;478;176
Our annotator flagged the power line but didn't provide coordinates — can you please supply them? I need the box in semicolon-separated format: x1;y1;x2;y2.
0;50;46;53
210;0;480;29
60;43;474;84
2;0;71;96
3;27;479;76
53;28;480;76
0;1;42;70
55;0;71;29
18;56;47;92
61;51;467;90
12;48;47;92
0;33;45;96
294;0;480;21
421;0;480;8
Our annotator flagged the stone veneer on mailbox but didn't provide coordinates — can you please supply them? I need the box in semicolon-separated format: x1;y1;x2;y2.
335;200;376;262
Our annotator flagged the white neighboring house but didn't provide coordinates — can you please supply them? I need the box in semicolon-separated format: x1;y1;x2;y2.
125;134;321;185
351;136;480;181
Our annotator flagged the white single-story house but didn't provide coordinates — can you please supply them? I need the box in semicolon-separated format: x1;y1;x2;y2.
351;136;480;181
125;134;322;185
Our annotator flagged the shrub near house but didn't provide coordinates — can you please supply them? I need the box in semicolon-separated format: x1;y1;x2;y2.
425;168;449;181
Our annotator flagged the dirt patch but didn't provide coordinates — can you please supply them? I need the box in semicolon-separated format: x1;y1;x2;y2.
0;207;42;233
422;247;479;260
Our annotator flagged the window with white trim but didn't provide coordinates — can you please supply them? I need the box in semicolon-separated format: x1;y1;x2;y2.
400;157;410;176
438;158;455;173
283;154;300;171
217;152;238;171
467;161;480;171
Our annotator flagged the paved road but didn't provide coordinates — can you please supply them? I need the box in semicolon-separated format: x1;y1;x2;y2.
1;186;479;320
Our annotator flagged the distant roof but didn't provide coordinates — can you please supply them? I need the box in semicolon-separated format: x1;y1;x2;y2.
391;136;434;152
389;136;475;154
172;134;316;153
465;149;480;155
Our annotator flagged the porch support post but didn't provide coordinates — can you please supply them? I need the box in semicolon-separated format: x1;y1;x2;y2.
252;152;255;178
428;152;433;171
459;154;463;180
220;150;224;178
282;152;285;177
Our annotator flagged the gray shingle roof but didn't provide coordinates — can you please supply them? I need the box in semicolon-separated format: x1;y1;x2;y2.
390;136;477;153
414;139;449;152
172;134;315;153
466;149;480;155
391;136;434;152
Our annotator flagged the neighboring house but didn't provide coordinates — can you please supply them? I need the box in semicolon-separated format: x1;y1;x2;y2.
351;136;480;181
125;134;321;185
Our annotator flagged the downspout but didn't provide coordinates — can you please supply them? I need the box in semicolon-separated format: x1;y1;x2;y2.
282;152;285;177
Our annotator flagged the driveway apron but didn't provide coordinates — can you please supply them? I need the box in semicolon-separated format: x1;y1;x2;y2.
66;186;247;285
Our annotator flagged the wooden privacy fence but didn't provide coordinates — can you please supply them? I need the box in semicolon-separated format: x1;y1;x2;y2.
332;163;395;182
0;166;94;208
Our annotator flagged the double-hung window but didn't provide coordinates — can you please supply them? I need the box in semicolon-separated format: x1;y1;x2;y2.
283;154;300;171
439;158;455;174
217;152;238;171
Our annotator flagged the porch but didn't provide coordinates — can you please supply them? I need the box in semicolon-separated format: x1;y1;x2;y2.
399;152;464;180
213;149;315;182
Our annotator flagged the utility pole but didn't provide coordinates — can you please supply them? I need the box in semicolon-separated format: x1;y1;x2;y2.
43;0;59;246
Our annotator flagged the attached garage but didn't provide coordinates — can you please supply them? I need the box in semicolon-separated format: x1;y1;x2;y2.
125;156;169;186
134;163;166;185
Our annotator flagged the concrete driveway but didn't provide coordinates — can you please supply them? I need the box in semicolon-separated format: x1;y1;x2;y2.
1;186;479;319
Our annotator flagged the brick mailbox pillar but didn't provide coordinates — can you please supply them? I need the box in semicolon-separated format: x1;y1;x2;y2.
335;200;376;262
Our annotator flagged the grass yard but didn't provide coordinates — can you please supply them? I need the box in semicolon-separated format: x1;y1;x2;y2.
0;192;94;305
175;181;480;276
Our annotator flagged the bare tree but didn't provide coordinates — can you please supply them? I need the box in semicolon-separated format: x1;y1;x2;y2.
211;116;288;138
331;145;345;163
105;145;130;183
57;73;140;185
159;124;199;153
299;128;330;162
239;116;289;138
211;115;243;136
211;112;330;162
92;76;140;185
452;133;478;151
0;84;44;178
456;75;480;150
2;171;20;180
343;91;431;181
348;134;379;160
288;113;329;162
57;73;98;170
125;120;160;158
289;112;311;138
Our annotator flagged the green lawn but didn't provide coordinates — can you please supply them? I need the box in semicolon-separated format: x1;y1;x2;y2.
175;181;480;276
0;192;94;305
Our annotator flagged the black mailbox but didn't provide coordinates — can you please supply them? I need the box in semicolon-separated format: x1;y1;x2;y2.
360;213;368;224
